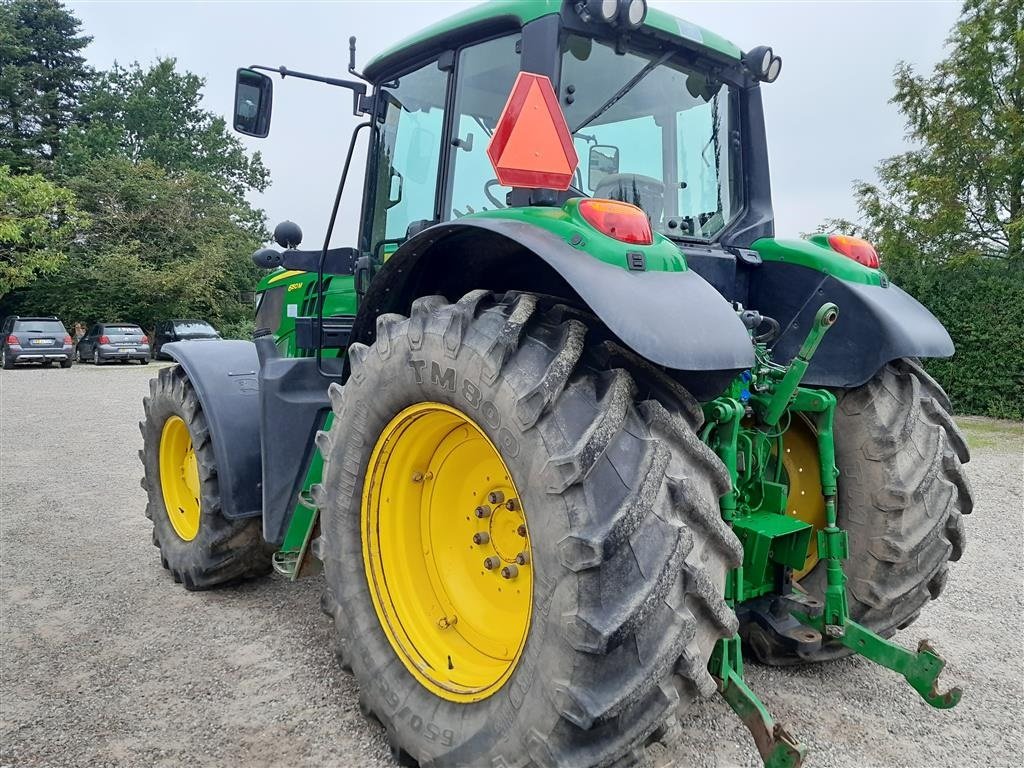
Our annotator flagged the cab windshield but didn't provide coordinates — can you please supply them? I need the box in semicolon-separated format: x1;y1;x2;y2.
561;35;741;241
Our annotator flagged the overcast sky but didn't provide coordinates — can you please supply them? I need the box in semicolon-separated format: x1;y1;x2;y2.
70;0;962;244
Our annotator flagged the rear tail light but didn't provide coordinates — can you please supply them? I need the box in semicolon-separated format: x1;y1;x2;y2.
578;199;654;246
141;336;149;344
64;335;73;344
827;234;880;268
6;335;18;345
99;335;111;344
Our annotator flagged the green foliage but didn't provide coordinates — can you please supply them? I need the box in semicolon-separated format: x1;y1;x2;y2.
0;0;92;172
0;164;87;294
830;0;1024;418
61;59;270;199
6;158;262;333
891;260;1024;419
0;2;271;339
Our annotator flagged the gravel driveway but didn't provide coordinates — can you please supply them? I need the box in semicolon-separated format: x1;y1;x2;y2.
2;364;1022;767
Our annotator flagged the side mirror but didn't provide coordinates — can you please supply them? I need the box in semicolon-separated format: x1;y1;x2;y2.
588;145;620;191
234;68;273;138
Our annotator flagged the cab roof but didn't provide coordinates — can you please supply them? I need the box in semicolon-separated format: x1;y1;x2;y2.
364;0;742;81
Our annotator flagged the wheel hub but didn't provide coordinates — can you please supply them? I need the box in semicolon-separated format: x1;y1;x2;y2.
159;415;201;541
362;402;532;703
780;417;826;580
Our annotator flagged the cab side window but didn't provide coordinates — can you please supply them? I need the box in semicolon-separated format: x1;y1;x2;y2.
368;62;449;259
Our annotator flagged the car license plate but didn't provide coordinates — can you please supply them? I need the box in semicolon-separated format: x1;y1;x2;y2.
31;338;53;346
121;348;135;353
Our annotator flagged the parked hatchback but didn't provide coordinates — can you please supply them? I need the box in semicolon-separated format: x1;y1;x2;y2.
76;323;151;365
1;316;74;369
152;319;220;360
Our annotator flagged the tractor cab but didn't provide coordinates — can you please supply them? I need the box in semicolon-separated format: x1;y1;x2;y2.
236;0;779;317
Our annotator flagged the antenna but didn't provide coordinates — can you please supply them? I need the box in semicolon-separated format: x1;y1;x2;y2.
348;36;367;81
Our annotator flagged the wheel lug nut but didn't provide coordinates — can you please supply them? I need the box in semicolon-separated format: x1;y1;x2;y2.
474;505;491;518
516;524;527;537
500;564;519;579
515;551;530;566
483;556;500;570
487;490;505;504
505;498;519;511
472;532;490;545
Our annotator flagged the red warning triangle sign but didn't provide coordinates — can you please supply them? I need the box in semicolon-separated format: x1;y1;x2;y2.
487;72;579;191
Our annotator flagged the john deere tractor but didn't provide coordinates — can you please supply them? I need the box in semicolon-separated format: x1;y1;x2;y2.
139;2;972;765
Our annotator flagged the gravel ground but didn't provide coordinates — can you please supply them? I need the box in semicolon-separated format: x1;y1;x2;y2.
1;363;1022;768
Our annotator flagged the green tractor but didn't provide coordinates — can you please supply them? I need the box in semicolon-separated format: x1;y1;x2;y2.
139;1;972;765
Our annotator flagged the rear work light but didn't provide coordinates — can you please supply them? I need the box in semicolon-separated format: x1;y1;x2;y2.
578;199;653;245
99;335;111;344
827;234;880;269
6;335;19;345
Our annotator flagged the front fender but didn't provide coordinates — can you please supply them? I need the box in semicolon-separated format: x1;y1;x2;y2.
353;218;755;377
163;340;262;519
750;261;954;388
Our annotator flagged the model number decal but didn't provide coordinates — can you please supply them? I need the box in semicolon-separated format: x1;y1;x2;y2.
409;359;519;458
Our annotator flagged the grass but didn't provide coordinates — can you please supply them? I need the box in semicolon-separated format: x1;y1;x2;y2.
955;415;1024;452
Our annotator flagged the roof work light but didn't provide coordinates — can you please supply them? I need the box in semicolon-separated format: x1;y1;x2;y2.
744;45;783;83
577;0;647;29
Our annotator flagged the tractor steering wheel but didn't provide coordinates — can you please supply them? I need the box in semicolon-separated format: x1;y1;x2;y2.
484;179;507;209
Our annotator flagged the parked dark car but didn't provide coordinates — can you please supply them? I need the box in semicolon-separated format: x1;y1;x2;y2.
76;323;151;365
152;319;220;360
1;316;74;369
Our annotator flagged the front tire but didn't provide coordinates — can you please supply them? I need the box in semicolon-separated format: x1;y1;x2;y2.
140;365;272;589
317;292;742;767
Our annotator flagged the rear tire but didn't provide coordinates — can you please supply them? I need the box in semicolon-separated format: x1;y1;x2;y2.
60;360;72;369
2;349;13;369
93;349;103;366
751;358;972;663
140;365;272;590
317;292;742;767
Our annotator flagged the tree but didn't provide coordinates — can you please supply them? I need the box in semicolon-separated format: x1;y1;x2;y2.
0;164;86;296
0;0;92;172
856;0;1023;271
63;59;270;199
4;157;262;332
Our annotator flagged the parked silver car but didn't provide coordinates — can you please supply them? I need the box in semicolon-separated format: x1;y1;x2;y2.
75;323;151;365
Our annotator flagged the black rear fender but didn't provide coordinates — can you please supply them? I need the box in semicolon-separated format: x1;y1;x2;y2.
750;262;954;388
351;219;754;398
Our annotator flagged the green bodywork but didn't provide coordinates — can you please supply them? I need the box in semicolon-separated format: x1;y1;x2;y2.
366;0;741;77
465;200;688;271
752;236;888;287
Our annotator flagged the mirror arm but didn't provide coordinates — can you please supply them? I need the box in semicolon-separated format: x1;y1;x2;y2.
249;64;368;115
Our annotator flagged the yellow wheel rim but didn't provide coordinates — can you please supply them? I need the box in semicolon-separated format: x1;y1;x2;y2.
780;416;826;580
159;415;201;542
362;402;532;703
